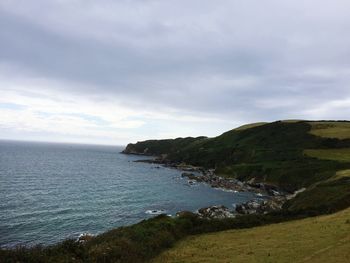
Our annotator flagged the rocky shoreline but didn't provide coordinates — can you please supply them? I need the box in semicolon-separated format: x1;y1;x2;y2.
130;156;300;219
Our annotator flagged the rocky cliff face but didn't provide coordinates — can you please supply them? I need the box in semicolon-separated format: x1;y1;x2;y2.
122;143;150;155
122;136;207;156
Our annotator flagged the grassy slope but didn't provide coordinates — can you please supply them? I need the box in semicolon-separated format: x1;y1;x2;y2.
0;211;318;263
150;121;350;262
284;169;350;213
309;121;350;139
233;122;268;131
122;137;207;156
125;121;350;195
304;148;350;162
123;120;350;213
153;207;350;263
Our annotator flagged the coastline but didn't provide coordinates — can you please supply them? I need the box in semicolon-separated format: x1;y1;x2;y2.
3;119;350;261
127;153;291;218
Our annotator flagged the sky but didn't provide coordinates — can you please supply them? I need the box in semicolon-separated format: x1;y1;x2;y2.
1;0;350;145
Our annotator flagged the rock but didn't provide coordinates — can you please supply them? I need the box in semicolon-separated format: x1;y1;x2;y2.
145;209;166;215
235;200;261;214
181;172;204;182
259;198;285;213
181;172;196;179
177;164;201;172
270;190;280;196
188;180;197;185
236;181;244;187
160;154;168;160
197;205;235;219
235;196;286;215
77;233;94;243
247;177;256;184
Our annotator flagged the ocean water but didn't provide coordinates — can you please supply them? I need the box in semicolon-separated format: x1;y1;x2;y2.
0;140;255;247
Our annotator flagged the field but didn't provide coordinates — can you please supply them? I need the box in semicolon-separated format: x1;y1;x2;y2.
234;122;268;131
309;121;350;139
153;207;350;263
304;148;350;162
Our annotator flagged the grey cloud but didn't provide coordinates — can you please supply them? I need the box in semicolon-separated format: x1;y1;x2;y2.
1;0;350;123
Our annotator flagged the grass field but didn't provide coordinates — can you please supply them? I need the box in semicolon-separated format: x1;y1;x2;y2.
309;122;350;139
333;169;350;179
153;208;350;263
304;148;350;162
234;122;268;131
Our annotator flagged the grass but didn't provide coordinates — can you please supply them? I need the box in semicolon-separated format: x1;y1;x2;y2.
334;169;350;179
0;211;316;263
234;122;268;131
281;119;304;123
304;148;350;162
123;136;207;156
309;121;350;139
284;169;350;213
153;207;350;263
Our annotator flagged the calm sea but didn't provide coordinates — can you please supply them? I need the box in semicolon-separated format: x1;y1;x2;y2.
0;140;254;247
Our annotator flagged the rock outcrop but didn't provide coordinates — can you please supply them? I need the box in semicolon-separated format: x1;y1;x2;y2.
235;197;286;215
197;205;235;219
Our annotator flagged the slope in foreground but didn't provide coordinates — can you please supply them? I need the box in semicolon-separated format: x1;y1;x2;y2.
154;207;350;263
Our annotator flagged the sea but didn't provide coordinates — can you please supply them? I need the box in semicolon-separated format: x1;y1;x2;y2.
0;140;255;247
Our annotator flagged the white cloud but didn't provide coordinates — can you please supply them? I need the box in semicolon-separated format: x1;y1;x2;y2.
1;1;350;144
0;70;238;144
302;98;350;120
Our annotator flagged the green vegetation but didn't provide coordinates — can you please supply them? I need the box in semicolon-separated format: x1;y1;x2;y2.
125;121;350;192
124;120;350;214
3;120;350;262
123;136;207;156
309;121;350;139
153;207;350;263
0;210;315;263
281;119;304;123
304;148;350;162
284;169;350;213
233;122;268;131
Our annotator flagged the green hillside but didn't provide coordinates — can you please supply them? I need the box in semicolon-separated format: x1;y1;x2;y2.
284;169;350;213
122;136;207;156
0;206;319;263
124;120;350;212
153;207;350;263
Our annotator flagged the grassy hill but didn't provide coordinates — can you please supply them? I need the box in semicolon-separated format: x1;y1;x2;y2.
124;120;350;213
0;207;319;263
153;207;350;263
284;169;350;213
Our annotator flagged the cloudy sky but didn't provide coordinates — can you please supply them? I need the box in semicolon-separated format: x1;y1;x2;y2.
1;0;350;145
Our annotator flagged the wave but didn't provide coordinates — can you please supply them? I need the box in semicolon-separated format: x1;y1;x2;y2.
145;209;166;215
